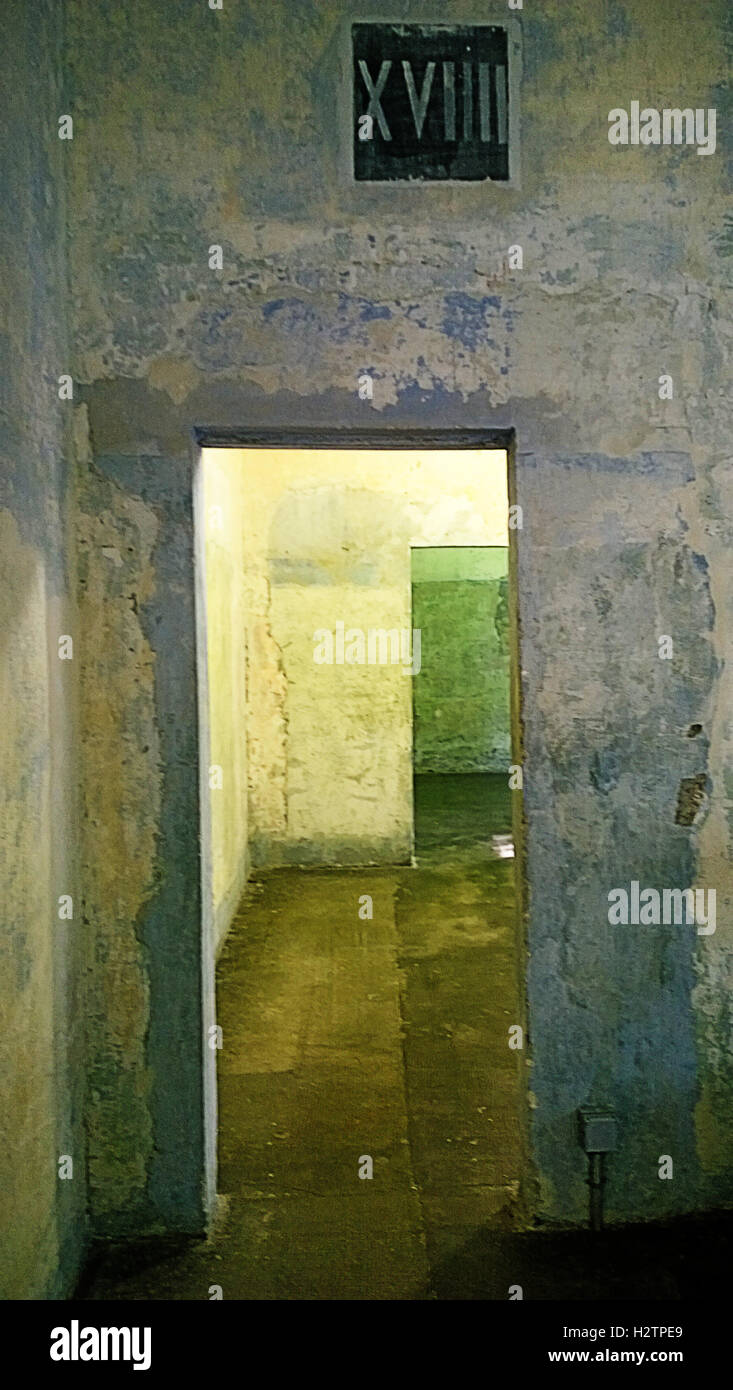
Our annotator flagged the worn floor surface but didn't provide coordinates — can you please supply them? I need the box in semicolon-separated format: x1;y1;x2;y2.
79;775;732;1299
83;774;527;1299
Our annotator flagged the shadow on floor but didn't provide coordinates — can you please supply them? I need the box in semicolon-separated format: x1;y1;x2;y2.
425;1211;733;1300
77;1210;733;1301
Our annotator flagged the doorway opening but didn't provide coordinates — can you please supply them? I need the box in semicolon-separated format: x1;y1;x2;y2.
191;433;526;1297
411;544;512;860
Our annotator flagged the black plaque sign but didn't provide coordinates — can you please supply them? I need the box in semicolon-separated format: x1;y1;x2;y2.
353;24;509;182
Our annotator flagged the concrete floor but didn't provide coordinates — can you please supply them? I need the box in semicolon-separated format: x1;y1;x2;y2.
79;773;733;1300
82;773;526;1299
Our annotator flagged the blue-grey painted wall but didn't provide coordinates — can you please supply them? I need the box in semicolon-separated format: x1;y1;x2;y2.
0;0;87;1297
60;0;733;1234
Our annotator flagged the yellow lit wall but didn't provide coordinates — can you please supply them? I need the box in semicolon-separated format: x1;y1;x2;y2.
203;453;250;949
203;447;507;868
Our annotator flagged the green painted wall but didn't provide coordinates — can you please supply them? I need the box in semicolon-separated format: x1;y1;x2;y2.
413;548;510;773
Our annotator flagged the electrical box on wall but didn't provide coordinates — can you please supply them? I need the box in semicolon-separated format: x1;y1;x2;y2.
353;24;510;182
578;1106;618;1155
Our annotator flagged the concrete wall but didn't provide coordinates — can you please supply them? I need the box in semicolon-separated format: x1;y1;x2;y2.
204;448;507;868
65;0;733;1230
203;453;249;951
76;447;211;1238
413;547;510;773
0;1;86;1297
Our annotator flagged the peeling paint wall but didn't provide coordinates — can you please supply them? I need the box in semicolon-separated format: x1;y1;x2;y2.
413;547;511;773
204;448;507;868
76;439;160;1228
75;449;210;1237
65;0;733;1228
0;1;86;1297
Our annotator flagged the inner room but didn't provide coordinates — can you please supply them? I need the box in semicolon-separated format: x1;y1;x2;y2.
196;443;523;1299
411;543;512;858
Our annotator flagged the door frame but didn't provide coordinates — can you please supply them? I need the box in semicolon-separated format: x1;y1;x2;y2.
192;425;528;1221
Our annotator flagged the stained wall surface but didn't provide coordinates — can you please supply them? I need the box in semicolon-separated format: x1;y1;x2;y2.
76;447;208;1238
412;546;511;773
0;1;86;1297
64;0;732;1232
